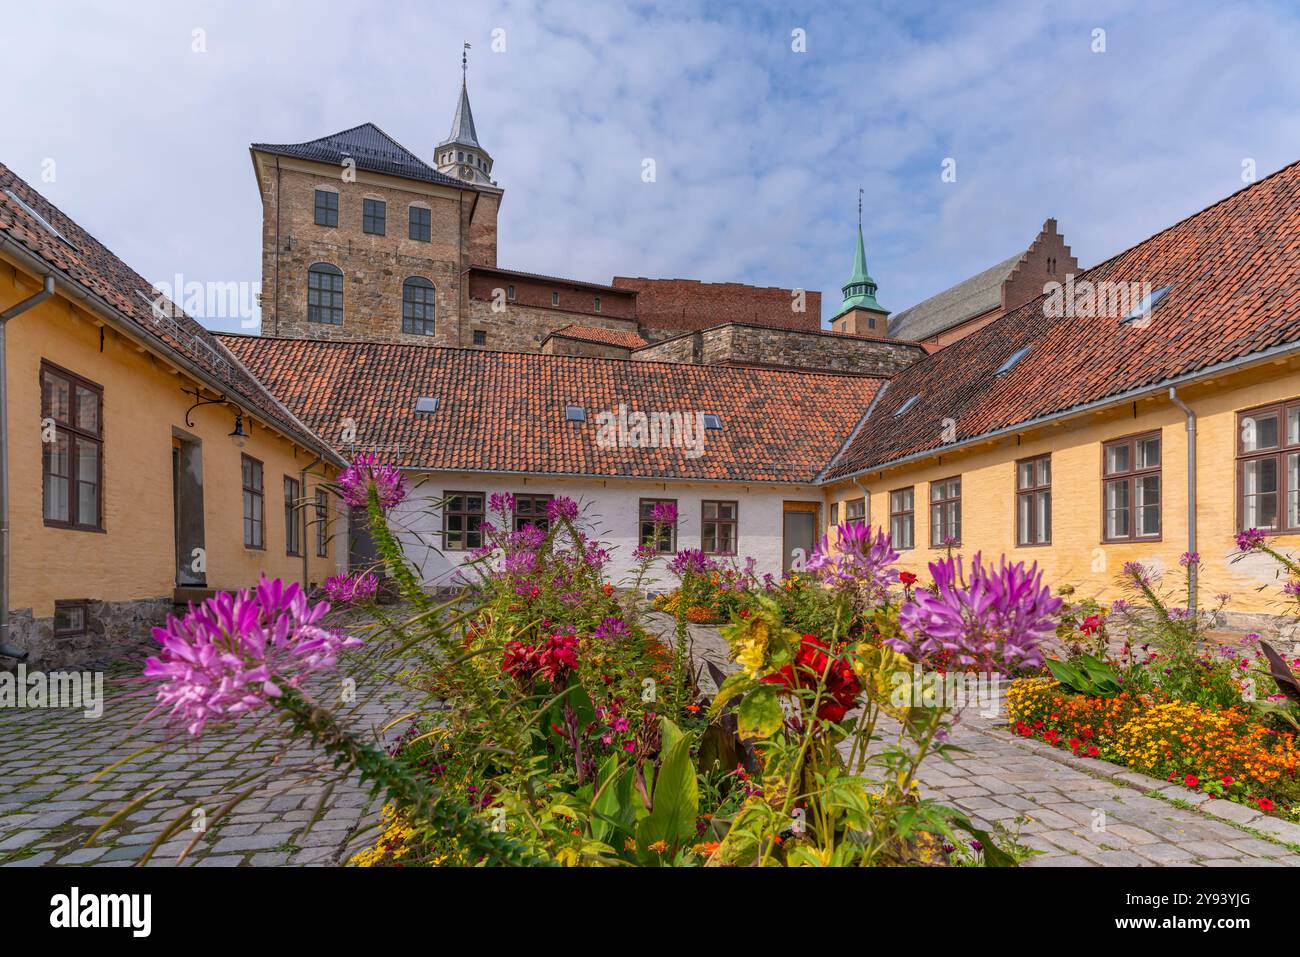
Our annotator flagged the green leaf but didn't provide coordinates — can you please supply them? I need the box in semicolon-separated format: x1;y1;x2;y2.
946;810;1017;867
736;685;784;739
637;718;699;850
710;672;755;716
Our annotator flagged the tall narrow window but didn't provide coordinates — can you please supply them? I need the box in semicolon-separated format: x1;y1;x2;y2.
551;291;559;306
284;476;302;556
1016;454;1052;545
1237;400;1300;532
639;498;677;553
443;491;485;550
41;363;102;530
313;189;338;227
362;198;386;235
1103;431;1161;541
514;493;553;532
889;487;915;550
242;455;264;549
315;487;329;557
845;497;866;523
307;263;344;325
402;277;436;336
929;477;961;547
408;205;431;242
702;501;738;555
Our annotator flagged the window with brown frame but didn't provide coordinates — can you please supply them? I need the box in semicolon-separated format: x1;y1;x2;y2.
845;497;866;523
54;600;87;639
1016;454;1052;546
929;477;962;547
41;362;102;530
444;491;485;550
639;498;677;553
701;500;738;555
284;476;302;556
315;488;329;557
242;455;264;549
889;487;915;549
1237;399;1300;533
514;493;553;531
829;503;839;527
1102;431;1161;541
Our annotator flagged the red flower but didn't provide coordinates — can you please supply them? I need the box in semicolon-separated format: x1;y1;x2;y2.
1085;745;1099;758
1184;774;1199;788
760;633;861;723
1258;797;1275;812
1068;737;1082;751
1080;614;1103;635
899;571;918;586
503;632;580;687
1222;775;1234;786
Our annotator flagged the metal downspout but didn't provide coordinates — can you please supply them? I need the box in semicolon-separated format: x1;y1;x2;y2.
0;274;55;660
1169;387;1197;611
300;454;323;590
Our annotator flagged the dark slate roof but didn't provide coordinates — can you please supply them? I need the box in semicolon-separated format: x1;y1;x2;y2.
251;122;471;190
0;162;341;464
826;158;1300;480
218;335;882;484
887;252;1021;340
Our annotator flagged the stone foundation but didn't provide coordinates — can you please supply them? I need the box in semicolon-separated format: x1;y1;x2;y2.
4;597;171;671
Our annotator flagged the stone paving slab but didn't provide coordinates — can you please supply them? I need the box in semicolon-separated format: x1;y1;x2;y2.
0;645;417;868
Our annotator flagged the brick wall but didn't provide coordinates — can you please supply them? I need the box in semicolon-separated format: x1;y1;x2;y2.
466;298;641;353
633;323;925;375
542;336;634;359
612;277;821;334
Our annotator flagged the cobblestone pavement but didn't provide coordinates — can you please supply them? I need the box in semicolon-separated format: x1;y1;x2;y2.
649;615;1300;868
0;656;417;868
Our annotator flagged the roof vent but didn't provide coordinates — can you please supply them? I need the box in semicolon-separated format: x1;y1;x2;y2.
1120;285;1172;325
894;395;920;417
565;405;586;422
702;414;723;430
4;188;76;250
415;396;440;414
995;346;1033;376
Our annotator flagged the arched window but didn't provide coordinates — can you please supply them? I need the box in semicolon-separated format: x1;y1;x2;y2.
307;263;343;325
402;277;436;336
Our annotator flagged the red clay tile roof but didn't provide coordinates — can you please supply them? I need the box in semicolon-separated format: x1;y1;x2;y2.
544;325;648;349
825;159;1300;480
0;162;339;464
217;336;882;483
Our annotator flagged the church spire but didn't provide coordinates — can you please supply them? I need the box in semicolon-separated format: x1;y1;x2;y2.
435;42;495;186
840;188;883;313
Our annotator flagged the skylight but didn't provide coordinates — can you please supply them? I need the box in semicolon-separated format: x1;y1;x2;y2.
995;346;1033;376
415;396;439;414
4;188;75;249
702;414;723;430
1120;285;1172;325
894;395;920;417
565;405;586;422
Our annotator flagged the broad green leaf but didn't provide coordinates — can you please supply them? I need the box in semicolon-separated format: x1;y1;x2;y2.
737;685;784;739
637;718;699;850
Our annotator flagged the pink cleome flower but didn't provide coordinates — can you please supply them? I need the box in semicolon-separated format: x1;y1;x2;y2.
338;453;405;510
323;572;379;605
143;577;361;736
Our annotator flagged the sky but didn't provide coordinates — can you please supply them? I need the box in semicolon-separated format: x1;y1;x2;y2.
5;0;1300;332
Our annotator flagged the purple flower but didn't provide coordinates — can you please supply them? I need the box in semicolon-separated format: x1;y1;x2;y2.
889;553;1061;674
338;453;405;510
594;617;630;642
504;551;538;576
1237;528;1268;552
1179;551;1200;568
489;492;516;516
649;501;678;526
1284;580;1300;600
668;548;713;578
143;577;361;736
1122;561;1153;587
546;496;579;522
805;523;900;600
632;543;659;564
322;572;379;605
1109;599;1130;615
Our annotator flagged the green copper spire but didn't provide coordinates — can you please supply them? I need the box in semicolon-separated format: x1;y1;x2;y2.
840;189;884;313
